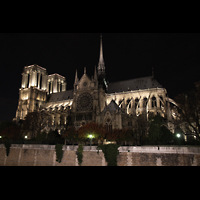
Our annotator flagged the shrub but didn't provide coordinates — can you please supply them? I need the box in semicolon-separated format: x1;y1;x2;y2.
55;144;64;163
3;136;11;157
97;144;119;166
76;145;83;166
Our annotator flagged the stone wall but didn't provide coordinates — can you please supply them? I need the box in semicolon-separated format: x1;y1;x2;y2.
0;144;200;166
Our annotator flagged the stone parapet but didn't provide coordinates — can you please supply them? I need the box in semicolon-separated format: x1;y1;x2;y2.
0;144;200;166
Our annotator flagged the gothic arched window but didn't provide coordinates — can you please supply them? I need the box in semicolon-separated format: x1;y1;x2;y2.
143;97;148;108
126;98;131;108
135;98;139;109
159;95;163;108
119;99;123;106
152;96;157;108
105;118;112;132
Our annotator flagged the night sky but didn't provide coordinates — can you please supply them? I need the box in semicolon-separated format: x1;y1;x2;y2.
1;33;200;121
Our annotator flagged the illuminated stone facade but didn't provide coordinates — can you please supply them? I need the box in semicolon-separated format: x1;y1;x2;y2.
14;37;177;135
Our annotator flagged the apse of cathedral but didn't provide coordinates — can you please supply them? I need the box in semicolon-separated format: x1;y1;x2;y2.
14;35;178;135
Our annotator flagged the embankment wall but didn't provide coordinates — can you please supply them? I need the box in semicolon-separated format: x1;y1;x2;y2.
0;144;200;166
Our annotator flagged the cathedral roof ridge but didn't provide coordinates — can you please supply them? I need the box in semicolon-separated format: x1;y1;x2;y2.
108;75;154;84
107;76;163;94
25;64;46;71
47;89;73;102
48;73;65;79
102;99;120;113
79;71;91;82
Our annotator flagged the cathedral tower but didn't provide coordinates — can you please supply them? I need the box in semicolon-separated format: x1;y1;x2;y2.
47;73;66;94
15;64;48;120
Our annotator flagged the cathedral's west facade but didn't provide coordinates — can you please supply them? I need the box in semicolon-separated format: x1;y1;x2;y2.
14;36;177;137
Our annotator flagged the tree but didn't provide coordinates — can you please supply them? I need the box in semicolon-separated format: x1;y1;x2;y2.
148;113;174;145
77;122;106;144
0;124;22;141
47;129;63;144
132;113;149;145
175;81;200;141
0;123;22;156
35;131;47;141
97;144;119;166
22;110;52;138
0;121;13;133
159;125;174;145
62;126;78;145
105;128;129;145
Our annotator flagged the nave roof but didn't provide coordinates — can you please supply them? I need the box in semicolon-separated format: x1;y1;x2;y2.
107;76;162;94
47;89;73;102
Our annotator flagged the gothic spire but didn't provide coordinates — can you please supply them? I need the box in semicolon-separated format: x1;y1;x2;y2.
74;69;79;84
98;34;105;76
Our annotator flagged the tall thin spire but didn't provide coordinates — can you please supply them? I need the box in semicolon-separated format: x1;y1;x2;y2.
74;69;79;84
98;34;105;76
99;34;104;63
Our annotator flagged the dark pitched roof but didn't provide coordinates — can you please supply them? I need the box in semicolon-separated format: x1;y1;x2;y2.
48;89;73;102
102;100;120;112
107;76;162;94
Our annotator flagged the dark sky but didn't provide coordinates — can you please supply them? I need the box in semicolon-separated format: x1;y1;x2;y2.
1;33;200;121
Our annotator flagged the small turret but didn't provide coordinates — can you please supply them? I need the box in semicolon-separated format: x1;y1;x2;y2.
74;69;79;84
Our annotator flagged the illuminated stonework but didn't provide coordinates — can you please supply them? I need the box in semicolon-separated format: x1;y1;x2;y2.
47;73;66;94
76;92;93;112
14;37;178;136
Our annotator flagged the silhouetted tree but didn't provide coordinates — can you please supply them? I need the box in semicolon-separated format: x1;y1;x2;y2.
148;113;174;145
47;129;63;144
132;113;149;145
175;81;200;141
0;121;13;133
62;126;78;145
0;124;21;141
77;122;106;144
22;111;52;138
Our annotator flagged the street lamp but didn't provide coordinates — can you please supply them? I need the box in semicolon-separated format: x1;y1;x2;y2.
88;134;94;149
176;133;181;145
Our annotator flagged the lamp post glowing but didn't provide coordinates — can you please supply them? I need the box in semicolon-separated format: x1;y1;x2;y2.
88;134;93;149
176;133;181;145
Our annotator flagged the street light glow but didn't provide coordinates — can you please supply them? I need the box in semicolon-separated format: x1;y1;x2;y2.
177;133;181;138
88;134;93;139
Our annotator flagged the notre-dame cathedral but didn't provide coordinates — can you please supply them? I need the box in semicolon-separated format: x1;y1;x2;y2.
14;36;178;138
